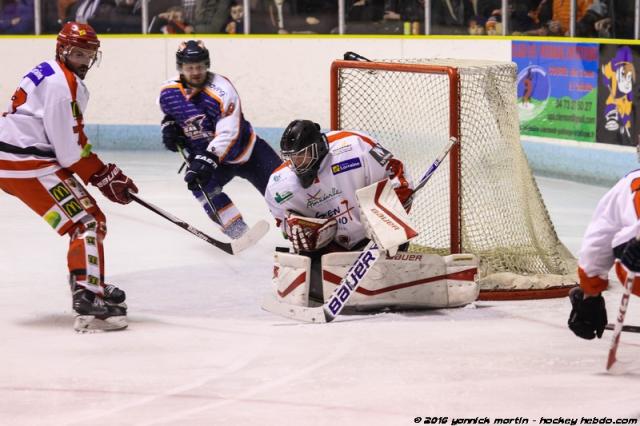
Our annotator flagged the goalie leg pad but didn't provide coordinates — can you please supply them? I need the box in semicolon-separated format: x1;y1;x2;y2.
272;250;311;306
321;251;479;309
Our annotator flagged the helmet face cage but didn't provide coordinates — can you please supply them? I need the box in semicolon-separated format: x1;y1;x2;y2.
282;143;320;175
280;120;328;188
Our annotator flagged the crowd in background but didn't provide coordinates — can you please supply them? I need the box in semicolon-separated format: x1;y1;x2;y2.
0;0;636;38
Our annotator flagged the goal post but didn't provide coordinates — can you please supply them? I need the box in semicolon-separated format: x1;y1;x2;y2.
330;58;577;300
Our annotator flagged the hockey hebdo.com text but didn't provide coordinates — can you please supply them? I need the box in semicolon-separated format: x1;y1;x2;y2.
412;417;638;425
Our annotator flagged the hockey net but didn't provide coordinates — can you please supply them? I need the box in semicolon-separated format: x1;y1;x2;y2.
331;58;577;300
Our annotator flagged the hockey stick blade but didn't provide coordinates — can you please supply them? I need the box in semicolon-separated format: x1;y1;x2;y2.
605;324;640;333
261;293;330;323
230;219;270;254
130;193;266;255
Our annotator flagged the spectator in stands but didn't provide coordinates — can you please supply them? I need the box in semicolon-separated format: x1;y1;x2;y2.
68;0;141;33
224;1;244;34
382;0;424;34
0;0;33;34
150;6;194;34
57;0;78;25
576;0;634;39
529;0;592;36
194;0;231;33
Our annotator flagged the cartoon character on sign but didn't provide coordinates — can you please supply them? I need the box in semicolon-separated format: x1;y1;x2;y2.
602;46;635;141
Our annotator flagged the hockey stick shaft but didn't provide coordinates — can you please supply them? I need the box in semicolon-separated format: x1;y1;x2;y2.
605;324;640;333
607;271;634;371
130;193;233;254
176;145;224;226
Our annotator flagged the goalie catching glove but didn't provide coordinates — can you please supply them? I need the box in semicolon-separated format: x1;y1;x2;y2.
285;213;337;253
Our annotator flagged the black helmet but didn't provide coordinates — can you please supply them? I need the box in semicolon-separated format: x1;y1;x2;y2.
280;120;329;188
176;40;210;68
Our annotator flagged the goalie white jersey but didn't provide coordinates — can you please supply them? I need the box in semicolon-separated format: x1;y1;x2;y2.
265;130;413;250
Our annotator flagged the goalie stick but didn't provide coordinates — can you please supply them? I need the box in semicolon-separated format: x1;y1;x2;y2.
606;271;634;371
262;136;459;323
130;193;268;255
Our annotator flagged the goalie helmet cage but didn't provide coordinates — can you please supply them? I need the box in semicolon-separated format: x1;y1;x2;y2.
330;58;577;300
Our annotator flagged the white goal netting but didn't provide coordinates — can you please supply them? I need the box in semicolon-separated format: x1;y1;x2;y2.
331;58;577;299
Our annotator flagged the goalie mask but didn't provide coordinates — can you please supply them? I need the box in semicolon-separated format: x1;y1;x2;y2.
56;22;101;80
280;120;329;188
176;40;210;89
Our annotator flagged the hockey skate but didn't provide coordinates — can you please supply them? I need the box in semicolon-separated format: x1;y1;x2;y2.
72;287;127;333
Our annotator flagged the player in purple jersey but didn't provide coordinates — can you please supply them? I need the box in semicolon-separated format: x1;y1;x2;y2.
158;40;282;239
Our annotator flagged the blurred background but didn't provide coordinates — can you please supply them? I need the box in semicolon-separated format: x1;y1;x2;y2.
0;0;637;38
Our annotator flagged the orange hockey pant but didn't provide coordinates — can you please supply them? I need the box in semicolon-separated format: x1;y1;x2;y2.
0;168;108;295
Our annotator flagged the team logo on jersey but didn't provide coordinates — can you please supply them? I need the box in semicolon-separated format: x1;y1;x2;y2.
306;187;342;208
315;199;355;222
62;199;84;217
274;191;293;204
183;114;214;141
368;144;392;166
49;183;71;202
332;142;353;155
26;62;55;87
331;158;361;175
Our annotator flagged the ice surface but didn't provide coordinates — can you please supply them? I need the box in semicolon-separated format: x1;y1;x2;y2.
0;152;638;426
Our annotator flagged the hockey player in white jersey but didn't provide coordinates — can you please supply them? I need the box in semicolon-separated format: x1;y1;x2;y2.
264;120;479;310
568;167;640;340
0;22;138;332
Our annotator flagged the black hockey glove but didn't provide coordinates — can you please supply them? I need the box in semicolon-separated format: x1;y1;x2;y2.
185;151;218;190
161;115;186;152
567;287;607;340
620;238;640;273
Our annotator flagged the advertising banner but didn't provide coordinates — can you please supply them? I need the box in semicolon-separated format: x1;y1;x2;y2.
596;45;640;146
512;41;599;142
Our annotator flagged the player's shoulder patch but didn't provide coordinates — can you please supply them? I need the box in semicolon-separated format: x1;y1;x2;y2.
25;62;56;87
368;143;393;166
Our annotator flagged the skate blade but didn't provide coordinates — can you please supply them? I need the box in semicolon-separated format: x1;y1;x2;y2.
74;315;128;333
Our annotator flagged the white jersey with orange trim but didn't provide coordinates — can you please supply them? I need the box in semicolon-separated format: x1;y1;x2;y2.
158;72;256;164
0;60;104;182
578;168;640;295
265;130;413;250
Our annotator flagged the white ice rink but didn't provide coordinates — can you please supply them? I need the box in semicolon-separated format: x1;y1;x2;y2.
1;151;639;426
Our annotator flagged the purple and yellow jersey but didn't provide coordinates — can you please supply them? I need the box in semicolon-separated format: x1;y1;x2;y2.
159;73;256;164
